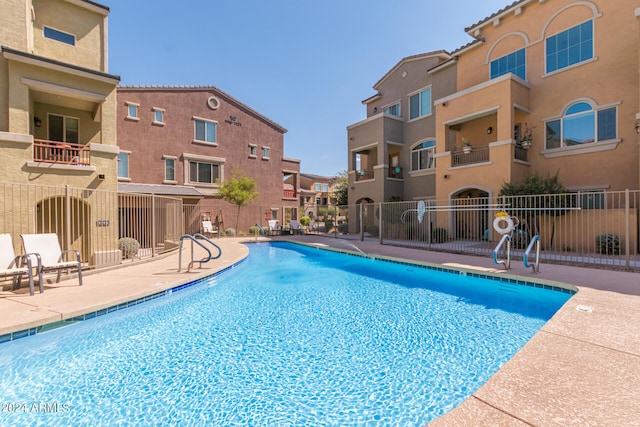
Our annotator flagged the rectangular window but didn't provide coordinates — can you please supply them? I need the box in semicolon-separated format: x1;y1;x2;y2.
322;184;329;192
384;102;401;117
491;48;526;80
597;108;617;141
262;147;270;159
546;20;593;73
314;183;322;191
194;119;217;143
126;103;139;120
153;109;164;124
43;26;75;46
117;153;129;178
189;161;219;184
409;88;431;120
249;145;257;157
165;158;175;181
48;114;78;143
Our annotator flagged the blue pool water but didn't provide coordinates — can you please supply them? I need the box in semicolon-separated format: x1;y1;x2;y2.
0;242;572;426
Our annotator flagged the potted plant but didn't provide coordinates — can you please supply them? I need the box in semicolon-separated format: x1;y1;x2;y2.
462;138;472;154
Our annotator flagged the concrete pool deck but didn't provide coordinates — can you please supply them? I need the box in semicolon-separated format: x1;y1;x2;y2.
0;235;638;426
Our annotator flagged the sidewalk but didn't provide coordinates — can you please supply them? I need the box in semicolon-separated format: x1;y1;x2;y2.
1;236;639;426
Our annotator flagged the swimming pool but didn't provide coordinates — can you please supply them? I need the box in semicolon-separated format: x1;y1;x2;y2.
0;242;572;426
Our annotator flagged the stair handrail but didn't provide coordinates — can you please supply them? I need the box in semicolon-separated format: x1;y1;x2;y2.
178;234;212;273
493;234;511;270
193;233;222;260
523;235;541;273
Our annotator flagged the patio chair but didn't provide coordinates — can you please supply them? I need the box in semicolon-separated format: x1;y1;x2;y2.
21;233;83;287
202;220;218;238
289;220;303;235
267;220;280;236
0;234;40;295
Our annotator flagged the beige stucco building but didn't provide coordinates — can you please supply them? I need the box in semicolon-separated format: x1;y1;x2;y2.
0;0;120;263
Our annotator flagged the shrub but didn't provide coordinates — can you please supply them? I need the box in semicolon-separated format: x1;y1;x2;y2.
595;233;621;255
248;226;262;236
366;224;379;237
224;228;236;237
118;237;140;259
432;228;448;243
337;223;349;234
299;216;311;227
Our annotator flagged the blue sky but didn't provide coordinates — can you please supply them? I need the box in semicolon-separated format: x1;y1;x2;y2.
107;0;510;176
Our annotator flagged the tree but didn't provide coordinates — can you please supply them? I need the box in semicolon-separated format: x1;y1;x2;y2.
498;172;568;247
333;170;348;206
218;170;259;231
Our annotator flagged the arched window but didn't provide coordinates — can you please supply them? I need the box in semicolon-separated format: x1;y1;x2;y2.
411;140;436;171
545;102;616;149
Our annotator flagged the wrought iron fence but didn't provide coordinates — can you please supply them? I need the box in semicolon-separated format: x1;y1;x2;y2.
329;190;640;270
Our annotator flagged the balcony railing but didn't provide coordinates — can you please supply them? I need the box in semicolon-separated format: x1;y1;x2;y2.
355;169;374;181
34;139;91;166
283;189;296;198
451;146;489;167
388;167;403;179
514;145;529;162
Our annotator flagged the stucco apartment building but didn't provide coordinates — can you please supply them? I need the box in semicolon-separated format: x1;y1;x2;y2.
0;0;120;262
298;172;337;220
116;86;300;234
348;0;640;211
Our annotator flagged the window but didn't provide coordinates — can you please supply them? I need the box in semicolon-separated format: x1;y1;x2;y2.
491;48;526;80
546;20;593;73
262;147;270;159
153;108;165;125
322;184;329;192
314;183;322;191
188;161;219;184
48;114;78;143
249;145;257;157
411;140;436;171
384;102;401;117
117;152;129;179
545;102;616;149
194;118;217;144
570;191;605;210
164;158;175;182
409;87;431;120
43;26;75;46
126;102;139;120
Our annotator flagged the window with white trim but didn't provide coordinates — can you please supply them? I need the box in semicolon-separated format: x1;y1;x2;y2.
117;152;129;179
194;118;217;144
153;108;165;125
491;48;526;80
126;102;139;120
48;114;78;143
409;87;431;120
546;20;593;74
249;144;257;158
188;160;220;184
545;102;616;149
262;147;270;159
411;140;436;171
163;156;176;182
384;102;401;117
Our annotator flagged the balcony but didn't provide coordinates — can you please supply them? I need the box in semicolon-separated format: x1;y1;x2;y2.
34;139;91;166
451;146;489;167
388;167;403;179
355;169;374;181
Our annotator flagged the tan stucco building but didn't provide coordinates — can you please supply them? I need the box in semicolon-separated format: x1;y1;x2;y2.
0;0;120;263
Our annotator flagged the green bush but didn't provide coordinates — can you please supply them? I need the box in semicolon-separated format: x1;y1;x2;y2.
324;219;334;232
595;233;621;255
248;226;262;236
224;228;236;237
432;228;448;243
118;237;140;259
337;223;349;234
366;224;379;237
299;216;311;226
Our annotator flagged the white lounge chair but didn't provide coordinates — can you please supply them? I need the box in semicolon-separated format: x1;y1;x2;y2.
267;220;280;236
21;233;83;287
202;220;218;237
0;234;39;295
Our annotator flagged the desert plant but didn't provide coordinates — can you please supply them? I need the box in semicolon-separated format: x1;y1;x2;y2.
118;237;140;259
432;227;448;243
224;228;236;237
337;223;349;234
595;233;621;255
299;216;311;227
248;226;262;236
366;224;379;237
325;219;334;232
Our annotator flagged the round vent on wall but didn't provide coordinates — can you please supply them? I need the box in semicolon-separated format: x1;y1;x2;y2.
207;96;220;110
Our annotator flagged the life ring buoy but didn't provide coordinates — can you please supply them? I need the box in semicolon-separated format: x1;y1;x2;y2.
493;214;515;235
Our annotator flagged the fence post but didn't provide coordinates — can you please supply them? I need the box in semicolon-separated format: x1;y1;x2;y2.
625;189;630;268
152;194;157;257
360;203;364;242
65;185;71;251
379;201;383;245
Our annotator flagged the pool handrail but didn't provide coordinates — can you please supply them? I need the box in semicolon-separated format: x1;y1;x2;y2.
493;234;511;270
178;234;220;273
255;223;265;237
193;233;222;260
523;235;541;273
